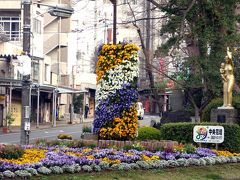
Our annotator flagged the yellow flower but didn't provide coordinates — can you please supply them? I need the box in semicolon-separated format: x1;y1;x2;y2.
86;155;95;159
213;150;234;156
0;149;46;165
151;155;160;160
102;157;121;164
82;148;91;153
141;154;151;161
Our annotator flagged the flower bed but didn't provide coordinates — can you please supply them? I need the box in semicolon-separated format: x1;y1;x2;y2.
0;144;240;178
93;44;140;140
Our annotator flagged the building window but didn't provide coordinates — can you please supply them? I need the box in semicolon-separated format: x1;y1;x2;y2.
0;16;20;41
33;18;41;34
45;64;50;82
17;71;22;80
32;62;39;81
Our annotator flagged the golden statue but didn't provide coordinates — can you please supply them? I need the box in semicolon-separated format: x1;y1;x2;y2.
219;47;235;108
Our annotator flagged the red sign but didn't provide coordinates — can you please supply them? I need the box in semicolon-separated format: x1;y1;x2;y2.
166;80;174;89
159;58;166;73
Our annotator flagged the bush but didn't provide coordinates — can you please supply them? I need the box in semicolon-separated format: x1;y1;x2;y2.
160;122;240;152
46;140;70;146
201;96;240;122
83;126;92;133
201;98;222;122
137;126;161;141
37;139;86;148
6;112;15;129
183;144;196;154
0;145;24;159
35;138;48;146
57;134;72;140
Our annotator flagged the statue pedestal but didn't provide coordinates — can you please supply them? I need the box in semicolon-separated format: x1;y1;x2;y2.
210;108;239;124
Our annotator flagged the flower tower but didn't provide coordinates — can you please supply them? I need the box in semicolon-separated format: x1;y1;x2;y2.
93;43;140;140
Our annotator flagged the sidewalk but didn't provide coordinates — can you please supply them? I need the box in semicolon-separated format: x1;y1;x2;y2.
0;117;94;134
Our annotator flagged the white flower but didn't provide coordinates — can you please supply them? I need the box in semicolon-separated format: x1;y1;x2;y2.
96;55;139;102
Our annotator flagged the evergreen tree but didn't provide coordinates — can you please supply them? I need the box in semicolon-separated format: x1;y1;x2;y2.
152;0;240;121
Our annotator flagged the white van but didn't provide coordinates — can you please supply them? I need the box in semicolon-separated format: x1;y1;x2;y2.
137;102;144;120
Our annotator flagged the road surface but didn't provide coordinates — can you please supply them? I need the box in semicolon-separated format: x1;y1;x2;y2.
0;115;159;144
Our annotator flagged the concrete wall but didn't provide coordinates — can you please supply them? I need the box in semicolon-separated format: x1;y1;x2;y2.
0;1;20;9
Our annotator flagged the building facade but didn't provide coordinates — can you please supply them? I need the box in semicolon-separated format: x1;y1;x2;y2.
0;0;80;128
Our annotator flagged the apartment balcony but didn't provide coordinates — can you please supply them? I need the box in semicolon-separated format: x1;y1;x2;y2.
43;33;68;54
51;62;67;75
60;74;70;86
44;13;57;28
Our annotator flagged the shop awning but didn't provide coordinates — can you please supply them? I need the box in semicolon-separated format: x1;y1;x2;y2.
56;87;87;94
32;84;87;94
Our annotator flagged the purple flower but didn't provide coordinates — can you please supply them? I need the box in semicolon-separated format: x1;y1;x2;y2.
196;148;216;157
93;84;138;133
180;153;200;159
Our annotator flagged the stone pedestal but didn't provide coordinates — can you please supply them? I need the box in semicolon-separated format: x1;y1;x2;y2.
210;108;239;124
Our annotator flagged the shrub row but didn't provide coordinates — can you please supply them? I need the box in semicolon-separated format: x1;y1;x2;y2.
0;145;24;159
160;122;240;152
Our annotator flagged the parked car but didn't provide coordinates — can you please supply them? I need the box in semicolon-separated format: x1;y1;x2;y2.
137;102;144;120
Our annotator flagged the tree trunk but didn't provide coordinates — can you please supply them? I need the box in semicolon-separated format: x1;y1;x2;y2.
145;1;162;113
194;107;201;123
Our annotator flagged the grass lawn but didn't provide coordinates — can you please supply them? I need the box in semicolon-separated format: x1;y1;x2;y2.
33;163;240;180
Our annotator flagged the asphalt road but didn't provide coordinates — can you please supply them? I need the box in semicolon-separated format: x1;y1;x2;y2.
139;114;160;127
0;124;83;144
0;115;159;144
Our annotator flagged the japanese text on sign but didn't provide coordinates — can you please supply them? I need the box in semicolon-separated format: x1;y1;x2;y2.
193;126;224;143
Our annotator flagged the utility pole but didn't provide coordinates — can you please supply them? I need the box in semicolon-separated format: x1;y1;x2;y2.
20;0;31;145
110;0;117;44
19;1;74;144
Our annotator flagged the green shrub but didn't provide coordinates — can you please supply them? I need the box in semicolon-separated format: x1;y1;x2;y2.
46;140;76;147
0;145;24;159
183;144;196;154
137;126;161;141
201;98;222;122
83;126;92;133
35;139;86;148
57;134;72;140
201;96;240;122
34;138;48;145
160;122;240;152
87;143;97;149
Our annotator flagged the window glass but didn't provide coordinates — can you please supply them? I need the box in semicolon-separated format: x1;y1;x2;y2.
0;16;20;41
32;62;39;81
45;64;50;82
33;18;41;34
